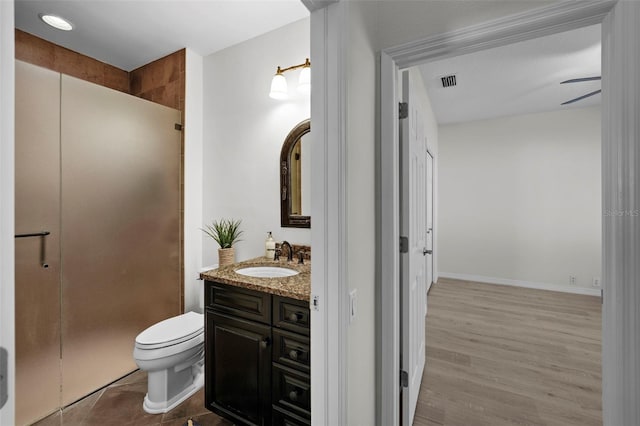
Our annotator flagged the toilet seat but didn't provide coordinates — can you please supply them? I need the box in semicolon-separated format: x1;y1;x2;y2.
135;311;203;350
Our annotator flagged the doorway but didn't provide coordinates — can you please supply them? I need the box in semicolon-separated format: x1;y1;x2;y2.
379;2;623;425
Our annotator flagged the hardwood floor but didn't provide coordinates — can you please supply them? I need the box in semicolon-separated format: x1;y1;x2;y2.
414;278;601;426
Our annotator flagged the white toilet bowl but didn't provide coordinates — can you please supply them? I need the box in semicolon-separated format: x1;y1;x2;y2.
133;311;205;414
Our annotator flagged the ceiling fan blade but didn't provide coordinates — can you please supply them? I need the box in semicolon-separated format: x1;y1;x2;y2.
560;76;602;84
561;89;602;105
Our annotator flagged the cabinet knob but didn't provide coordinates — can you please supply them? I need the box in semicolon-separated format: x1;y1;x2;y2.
289;349;299;360
289;389;300;402
288;312;303;322
260;337;270;349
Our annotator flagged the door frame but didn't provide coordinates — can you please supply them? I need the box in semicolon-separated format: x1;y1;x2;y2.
378;1;628;425
0;1;15;423
309;3;348;426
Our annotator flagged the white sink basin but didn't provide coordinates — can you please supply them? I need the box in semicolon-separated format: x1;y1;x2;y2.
235;266;299;278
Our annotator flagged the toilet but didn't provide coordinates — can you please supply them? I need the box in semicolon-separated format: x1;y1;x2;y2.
133;311;205;414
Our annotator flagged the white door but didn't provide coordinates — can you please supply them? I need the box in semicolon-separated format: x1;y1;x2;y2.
400;70;427;426
426;151;434;293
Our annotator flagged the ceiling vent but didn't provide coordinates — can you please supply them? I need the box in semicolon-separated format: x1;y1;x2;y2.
440;74;457;88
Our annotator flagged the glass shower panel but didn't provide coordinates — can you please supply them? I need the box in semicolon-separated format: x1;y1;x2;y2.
60;75;181;405
14;61;62;425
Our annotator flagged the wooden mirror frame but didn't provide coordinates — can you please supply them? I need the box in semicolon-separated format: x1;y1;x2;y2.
280;119;311;228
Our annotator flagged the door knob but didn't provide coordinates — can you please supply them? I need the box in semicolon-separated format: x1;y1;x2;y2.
423;248;432;256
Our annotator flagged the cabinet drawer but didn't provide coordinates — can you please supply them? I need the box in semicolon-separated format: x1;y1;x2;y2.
273;296;310;336
272;364;310;419
207;281;271;324
273;329;310;372
273;405;311;426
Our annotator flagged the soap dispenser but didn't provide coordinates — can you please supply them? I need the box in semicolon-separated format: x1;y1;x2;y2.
265;232;276;259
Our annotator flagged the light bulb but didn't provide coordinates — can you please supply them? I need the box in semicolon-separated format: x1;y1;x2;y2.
297;66;311;94
269;73;288;100
39;14;73;31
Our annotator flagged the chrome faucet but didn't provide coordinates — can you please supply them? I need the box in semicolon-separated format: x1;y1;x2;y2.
281;241;294;262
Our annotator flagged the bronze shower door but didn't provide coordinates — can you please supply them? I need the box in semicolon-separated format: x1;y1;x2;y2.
15;60;182;423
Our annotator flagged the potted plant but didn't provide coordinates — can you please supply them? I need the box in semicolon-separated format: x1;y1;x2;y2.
202;218;243;267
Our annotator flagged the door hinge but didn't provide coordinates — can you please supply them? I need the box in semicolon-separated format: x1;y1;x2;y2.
400;237;409;253
399;102;409;119
175;123;183;131
0;347;7;409
601;289;604;305
400;236;408;253
400;369;409;388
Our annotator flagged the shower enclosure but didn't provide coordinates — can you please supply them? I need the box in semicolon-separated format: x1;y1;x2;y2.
15;60;182;425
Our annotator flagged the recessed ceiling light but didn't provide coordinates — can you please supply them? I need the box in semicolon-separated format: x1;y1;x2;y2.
39;14;73;31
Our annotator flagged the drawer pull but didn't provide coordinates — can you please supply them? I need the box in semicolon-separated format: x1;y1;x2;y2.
289;389;301;402
260;337;271;349
289;349;300;360
288;312;303;322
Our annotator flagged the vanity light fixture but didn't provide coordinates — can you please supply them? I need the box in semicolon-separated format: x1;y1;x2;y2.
269;58;311;99
39;13;74;31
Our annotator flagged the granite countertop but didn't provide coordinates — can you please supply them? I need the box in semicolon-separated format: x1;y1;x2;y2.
199;257;311;301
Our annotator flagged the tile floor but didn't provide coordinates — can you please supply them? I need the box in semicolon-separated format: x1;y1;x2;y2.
33;370;233;426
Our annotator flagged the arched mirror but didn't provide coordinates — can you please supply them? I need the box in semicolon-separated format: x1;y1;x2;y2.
280;119;311;228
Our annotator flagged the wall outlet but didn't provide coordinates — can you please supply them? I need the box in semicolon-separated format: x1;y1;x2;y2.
349;289;358;324
569;275;577;285
593;277;601;287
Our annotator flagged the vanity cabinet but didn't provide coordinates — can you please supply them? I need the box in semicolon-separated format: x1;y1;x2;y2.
205;281;311;426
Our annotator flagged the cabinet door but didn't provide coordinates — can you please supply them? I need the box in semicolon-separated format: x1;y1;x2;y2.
206;311;272;426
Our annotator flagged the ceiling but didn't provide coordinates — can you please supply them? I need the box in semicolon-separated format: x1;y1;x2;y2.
15;1;310;71
15;2;600;123
418;24;601;125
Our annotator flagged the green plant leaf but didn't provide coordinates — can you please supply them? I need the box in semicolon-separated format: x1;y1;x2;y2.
201;218;243;248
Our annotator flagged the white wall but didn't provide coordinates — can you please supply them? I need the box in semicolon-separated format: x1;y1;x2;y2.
377;1;558;51
345;2;377;424
202;18;310;266
438;107;601;291
0;1;15;423
184;49;204;312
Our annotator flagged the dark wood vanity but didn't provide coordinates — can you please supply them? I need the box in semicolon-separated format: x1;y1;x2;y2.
202;259;311;426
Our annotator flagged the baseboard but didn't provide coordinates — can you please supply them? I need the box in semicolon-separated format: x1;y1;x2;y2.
438;272;601;296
